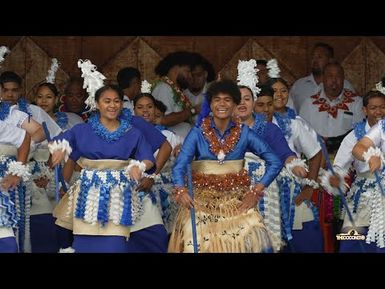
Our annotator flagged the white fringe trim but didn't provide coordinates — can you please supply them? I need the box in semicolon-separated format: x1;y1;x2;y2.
6;161;31;181
48;140;72;162
59;247;75;253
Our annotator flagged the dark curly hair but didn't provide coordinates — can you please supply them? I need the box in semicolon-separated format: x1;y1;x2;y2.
206;80;241;105
154;51;195;77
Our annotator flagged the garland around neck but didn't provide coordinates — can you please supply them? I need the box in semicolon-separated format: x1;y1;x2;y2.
55;111;68;130
273;107;296;138
157;76;192;110
0;98;32;120
0;101;11;120
251;113;267;137
88;108;133;143
17;98;32;117
201;116;242;163
353;120;367;141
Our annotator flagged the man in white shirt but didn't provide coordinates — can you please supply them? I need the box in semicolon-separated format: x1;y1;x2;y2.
117;67;141;114
299;62;364;155
183;53;215;124
152;51;195;140
289;43;355;113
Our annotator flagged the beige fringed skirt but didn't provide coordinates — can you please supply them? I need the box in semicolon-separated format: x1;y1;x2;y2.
168;160;272;253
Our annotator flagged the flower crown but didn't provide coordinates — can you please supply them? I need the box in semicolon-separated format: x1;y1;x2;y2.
77;59;106;112
237;59;260;100
46;58;60;84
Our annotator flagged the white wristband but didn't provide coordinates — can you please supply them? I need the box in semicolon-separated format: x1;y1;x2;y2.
143;172;160;181
6;161;31;181
286;158;308;176
48;139;72;162
319;167;349;197
301;178;319;189
125;160;146;178
363;147;383;165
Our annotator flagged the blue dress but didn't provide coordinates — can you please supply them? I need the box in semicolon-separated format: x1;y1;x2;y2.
52;111;161;252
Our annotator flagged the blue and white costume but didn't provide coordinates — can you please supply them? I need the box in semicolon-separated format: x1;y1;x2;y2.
152;125;182;234
0;103;32;252
53;109;169;252
245;113;295;251
273;107;323;252
326;120;385;251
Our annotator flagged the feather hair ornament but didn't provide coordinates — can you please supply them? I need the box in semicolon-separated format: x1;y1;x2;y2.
267;58;281;78
375;78;385;95
0;46;10;103
77;59;106;112
46;58;60;84
237;59;260;100
141;79;152;93
0;46;10;65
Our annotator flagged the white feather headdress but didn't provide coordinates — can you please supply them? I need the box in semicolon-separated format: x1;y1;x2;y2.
0;46;10;65
375;79;385;95
46;58;60;84
141;80;152;93
237;59;260;100
77;59;106;112
267;58;281;78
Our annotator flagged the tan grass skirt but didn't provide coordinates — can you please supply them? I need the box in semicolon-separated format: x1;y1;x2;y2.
168;160;272;253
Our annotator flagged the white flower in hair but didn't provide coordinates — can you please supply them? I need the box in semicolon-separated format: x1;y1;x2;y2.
77;59;106;112
237;59;260;100
46;58;60;84
267;58;281;78
376;80;385;95
0;46;10;64
141;80;152;93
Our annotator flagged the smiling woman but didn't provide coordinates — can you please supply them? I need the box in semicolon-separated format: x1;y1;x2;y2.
50;84;173;253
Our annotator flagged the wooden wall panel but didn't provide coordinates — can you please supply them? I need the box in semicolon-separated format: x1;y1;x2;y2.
191;36;248;72
254;36;308;80
30;36;83;76
1;36;385;102
80;36;136;70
